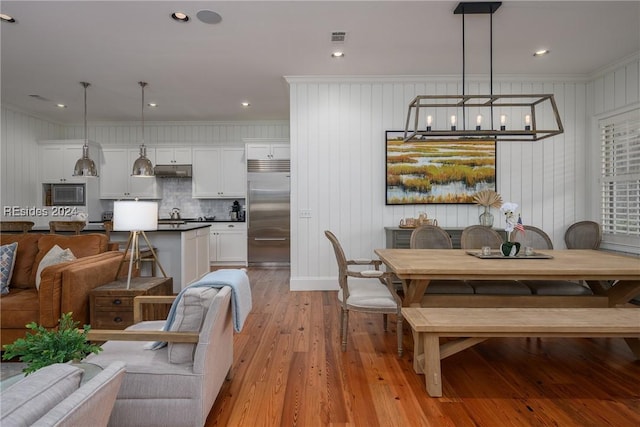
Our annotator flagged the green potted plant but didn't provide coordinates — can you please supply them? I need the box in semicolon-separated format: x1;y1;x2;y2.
2;312;102;374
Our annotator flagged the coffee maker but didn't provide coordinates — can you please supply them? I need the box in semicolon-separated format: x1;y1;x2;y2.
230;200;241;221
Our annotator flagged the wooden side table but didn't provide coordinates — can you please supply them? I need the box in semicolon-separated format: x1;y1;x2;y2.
90;277;173;329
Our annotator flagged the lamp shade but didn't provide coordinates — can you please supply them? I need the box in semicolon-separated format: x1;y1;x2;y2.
113;201;158;231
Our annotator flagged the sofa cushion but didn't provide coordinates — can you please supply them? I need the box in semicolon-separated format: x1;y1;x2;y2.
30;234;108;285
35;245;76;290
0;233;42;289
0;363;82;426
0;288;40;329
168;287;219;364
1;242;19;295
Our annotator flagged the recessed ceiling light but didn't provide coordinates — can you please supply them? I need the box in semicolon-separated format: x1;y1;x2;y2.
241;102;250;107
56;104;67;108
331;51;345;58
533;49;550;57
0;13;16;23
171;12;190;22
147;103;157;108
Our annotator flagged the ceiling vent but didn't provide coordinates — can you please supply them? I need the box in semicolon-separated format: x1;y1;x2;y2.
331;31;346;43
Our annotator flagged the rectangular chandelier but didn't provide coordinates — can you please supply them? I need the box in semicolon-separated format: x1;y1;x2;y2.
403;93;564;142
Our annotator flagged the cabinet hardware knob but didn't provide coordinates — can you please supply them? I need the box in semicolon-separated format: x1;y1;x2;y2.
113;299;122;305
114;317;123;323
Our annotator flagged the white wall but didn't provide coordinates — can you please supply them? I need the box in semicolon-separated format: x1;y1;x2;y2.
286;74;597;290
1;107;64;215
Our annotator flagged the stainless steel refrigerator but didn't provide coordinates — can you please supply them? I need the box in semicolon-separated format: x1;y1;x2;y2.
247;159;290;266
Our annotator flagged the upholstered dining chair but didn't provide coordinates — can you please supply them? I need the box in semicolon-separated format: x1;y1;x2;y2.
509;225;554;249
49;220;86;234
460;225;504;249
324;230;403;357
510;225;593;296
461;225;531;295
0;221;34;233
564;220;602;249
410;225;473;296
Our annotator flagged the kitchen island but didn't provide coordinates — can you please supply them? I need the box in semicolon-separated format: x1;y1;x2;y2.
31;223;211;292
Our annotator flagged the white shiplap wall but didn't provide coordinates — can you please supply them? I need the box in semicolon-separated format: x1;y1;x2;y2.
287;75;592;290
1;107;64;214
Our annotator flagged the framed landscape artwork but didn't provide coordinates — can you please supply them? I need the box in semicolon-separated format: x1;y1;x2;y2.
385;131;497;205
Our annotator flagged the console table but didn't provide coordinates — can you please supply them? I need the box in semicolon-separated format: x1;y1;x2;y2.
385;226;505;249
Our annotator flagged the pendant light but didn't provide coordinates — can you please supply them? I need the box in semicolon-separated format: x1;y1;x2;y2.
404;2;563;142
131;81;154;177
72;82;99;177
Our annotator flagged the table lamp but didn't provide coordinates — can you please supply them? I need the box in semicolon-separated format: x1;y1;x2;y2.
113;200;166;288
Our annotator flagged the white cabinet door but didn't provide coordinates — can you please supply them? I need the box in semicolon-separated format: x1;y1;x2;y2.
156;147;192;164
193;147;246;198
220;148;246;197
40;145;85;182
192;148;222;198
246;143;289;160
100;147;159;199
209;222;247;264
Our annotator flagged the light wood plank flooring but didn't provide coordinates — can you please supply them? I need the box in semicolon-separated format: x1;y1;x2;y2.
205;268;640;426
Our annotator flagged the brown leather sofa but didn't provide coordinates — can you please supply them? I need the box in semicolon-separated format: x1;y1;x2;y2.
0;233;124;347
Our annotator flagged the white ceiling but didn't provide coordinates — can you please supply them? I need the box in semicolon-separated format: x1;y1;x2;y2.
1;1;638;125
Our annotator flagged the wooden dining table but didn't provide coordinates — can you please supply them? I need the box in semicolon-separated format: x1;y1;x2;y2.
374;249;640;308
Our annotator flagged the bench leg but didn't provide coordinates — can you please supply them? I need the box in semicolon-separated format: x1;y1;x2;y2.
412;329;424;373
624;338;640;359
423;334;442;397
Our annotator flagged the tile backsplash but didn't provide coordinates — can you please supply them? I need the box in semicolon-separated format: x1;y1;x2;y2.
157;178;244;219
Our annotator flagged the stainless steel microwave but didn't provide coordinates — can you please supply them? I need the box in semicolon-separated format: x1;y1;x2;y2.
46;183;86;206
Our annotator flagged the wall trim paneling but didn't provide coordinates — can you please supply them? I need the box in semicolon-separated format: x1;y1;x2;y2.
289;77;591;290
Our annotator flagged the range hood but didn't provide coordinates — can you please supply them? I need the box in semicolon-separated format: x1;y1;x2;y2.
153;164;192;178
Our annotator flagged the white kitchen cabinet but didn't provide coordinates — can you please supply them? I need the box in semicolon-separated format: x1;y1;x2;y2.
246;143;290;160
38;141;101;183
192;147;246;198
209;222;247;265
155;147;192;164
182;227;209;287
100;147;160;199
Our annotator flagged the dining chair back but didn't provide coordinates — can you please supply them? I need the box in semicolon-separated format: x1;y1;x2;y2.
324;230;403;356
0;221;34;233
564;221;602;249
49;221;86;234
410;225;453;249
460;225;504;249
509;225;553;249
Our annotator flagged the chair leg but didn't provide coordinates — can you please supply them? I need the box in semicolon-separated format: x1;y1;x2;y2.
396;316;403;357
341;309;349;352
383;313;388;331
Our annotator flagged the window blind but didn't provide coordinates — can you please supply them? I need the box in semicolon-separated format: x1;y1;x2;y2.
599;109;640;249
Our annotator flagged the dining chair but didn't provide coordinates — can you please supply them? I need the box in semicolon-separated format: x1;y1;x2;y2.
324;230;403;357
509;225;554;249
461;225;531;295
564;220;602;249
0;221;34;233
460;225;504;249
49;221;86;234
410;225;473;295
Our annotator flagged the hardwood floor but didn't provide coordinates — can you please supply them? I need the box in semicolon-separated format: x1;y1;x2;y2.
206;268;640;426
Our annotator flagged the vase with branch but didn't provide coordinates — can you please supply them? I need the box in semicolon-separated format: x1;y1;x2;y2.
473;190;503;227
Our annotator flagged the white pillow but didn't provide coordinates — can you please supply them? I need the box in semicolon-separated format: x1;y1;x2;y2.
36;245;76;290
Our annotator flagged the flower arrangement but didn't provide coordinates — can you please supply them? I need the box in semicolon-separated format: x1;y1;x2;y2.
473;190;503;227
499;202;525;256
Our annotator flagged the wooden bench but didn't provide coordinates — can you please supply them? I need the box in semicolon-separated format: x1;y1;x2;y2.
402;307;640;397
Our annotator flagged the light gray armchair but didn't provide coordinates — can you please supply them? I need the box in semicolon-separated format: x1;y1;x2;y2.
85;286;234;427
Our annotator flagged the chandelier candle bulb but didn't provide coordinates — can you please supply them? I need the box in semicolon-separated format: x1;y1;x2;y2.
476;114;483;130
525;114;531;130
426;115;432;131
500;114;507;131
450;114;456;131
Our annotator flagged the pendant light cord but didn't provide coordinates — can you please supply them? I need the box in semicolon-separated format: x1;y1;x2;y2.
81;82;90;148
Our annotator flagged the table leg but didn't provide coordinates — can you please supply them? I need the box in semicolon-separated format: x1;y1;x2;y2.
602;280;640;306
423;334;442;397
404;279;430;307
